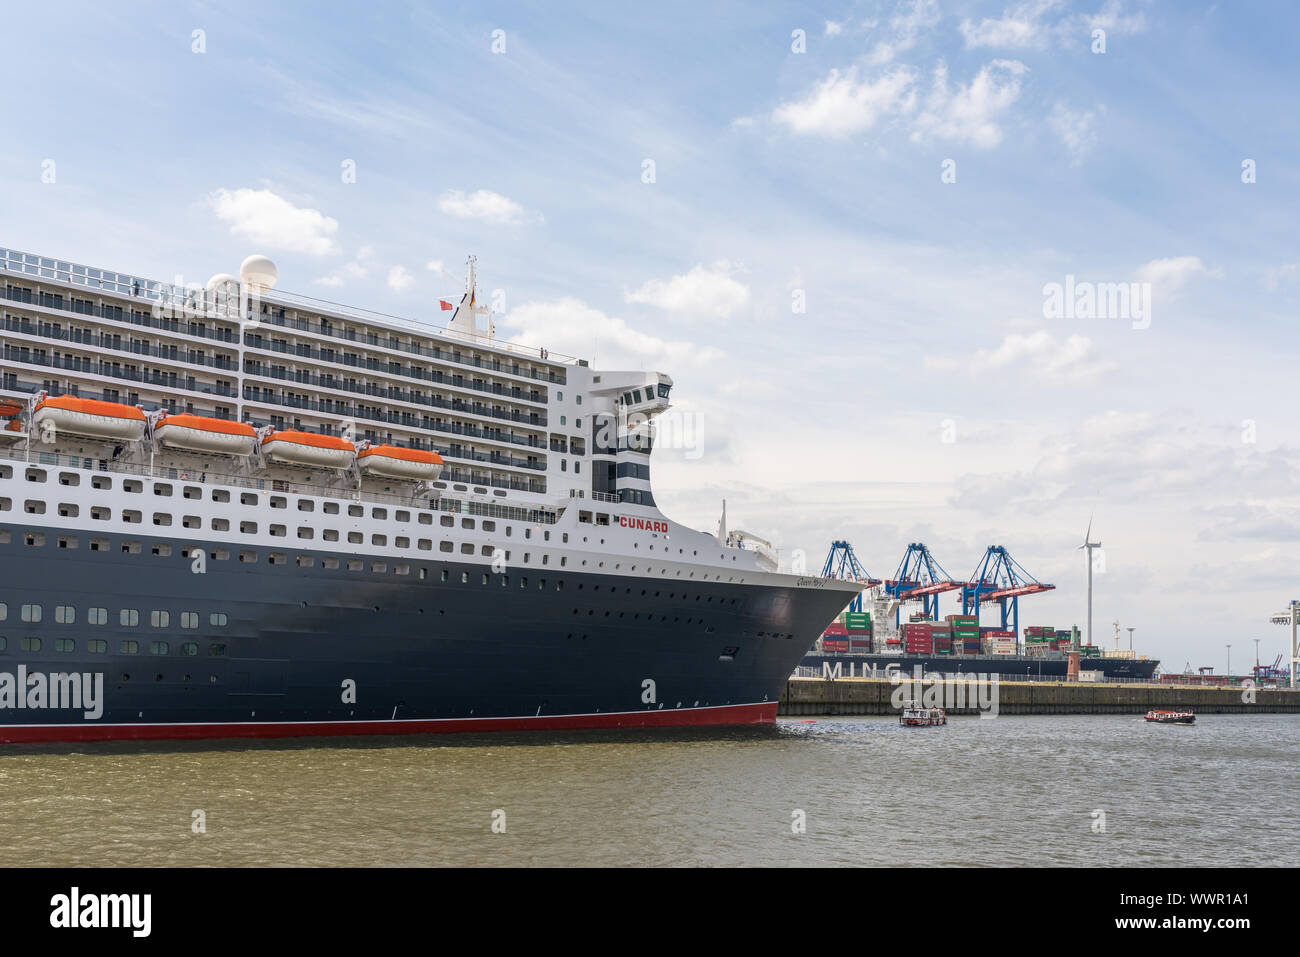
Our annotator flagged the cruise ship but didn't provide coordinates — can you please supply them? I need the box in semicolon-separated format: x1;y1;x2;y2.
0;246;858;742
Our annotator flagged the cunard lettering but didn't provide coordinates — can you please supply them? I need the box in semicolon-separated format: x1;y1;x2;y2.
0;667;104;719
618;516;668;532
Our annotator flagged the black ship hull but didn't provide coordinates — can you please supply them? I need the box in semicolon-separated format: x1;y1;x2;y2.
0;522;852;742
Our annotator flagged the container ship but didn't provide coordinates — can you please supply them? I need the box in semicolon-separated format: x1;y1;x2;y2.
798;599;1159;680
0;246;860;743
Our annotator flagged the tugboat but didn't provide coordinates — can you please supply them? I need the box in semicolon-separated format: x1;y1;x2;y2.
900;702;947;727
1144;710;1195;724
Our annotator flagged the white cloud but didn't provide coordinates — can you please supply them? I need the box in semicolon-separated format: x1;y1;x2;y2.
314;246;374;287
961;1;1146;49
1135;256;1221;290
503;298;725;370
824;20;844;36
960;0;1062;49
387;265;414;292
1265;263;1298;291
868;0;942;64
624;262;751;319
208;188;339;256
910;59;1027;148
1049;102;1100;164
773;66;916;137
437;189;536;225
1084;0;1148;36
925;330;1115;384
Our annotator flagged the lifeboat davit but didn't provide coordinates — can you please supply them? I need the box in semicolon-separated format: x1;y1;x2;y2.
155;414;257;457
33;395;146;441
357;444;444;481
261;430;355;470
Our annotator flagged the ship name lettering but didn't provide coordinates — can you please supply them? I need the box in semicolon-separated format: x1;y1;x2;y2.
618;516;668;533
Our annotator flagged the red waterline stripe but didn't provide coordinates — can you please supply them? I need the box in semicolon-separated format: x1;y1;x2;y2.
0;702;778;744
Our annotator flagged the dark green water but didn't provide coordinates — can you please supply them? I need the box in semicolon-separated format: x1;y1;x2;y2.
1;715;1294;866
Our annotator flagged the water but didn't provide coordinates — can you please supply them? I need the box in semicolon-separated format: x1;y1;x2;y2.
1;715;1295;867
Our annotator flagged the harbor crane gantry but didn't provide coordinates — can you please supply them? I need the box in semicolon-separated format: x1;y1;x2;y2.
819;541;881;613
1268;599;1299;687
884;542;963;627
961;545;1055;635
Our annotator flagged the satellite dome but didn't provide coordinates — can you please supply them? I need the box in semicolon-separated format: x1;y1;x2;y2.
206;272;238;292
239;255;278;291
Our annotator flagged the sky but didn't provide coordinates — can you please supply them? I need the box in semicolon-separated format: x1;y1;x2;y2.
2;0;1298;672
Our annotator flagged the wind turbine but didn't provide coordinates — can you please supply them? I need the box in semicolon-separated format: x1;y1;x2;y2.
1077;517;1102;648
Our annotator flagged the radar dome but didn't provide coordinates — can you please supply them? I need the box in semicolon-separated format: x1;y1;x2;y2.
239;255;278;291
206;272;238;291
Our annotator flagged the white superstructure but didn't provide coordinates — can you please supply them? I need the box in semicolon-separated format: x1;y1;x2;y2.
0;247;794;586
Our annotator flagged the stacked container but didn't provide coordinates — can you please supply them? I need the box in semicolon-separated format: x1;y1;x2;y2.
947;614;981;655
844;610;872;652
903;622;935;654
982;630;1017;655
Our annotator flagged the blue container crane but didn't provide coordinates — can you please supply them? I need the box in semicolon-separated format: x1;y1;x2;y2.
961;545;1055;635
884;542;963;627
819;541;880;613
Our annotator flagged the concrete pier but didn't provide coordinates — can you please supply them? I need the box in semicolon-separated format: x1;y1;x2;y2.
779;676;1300;716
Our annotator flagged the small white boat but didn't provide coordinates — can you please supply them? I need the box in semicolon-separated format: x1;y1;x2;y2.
32;395;146;441
261;430;355;470
155;414;257;457
357;444;444;481
900;704;947;727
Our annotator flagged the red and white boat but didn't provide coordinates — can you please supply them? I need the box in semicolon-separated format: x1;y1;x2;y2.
155;413;258;457
1144;710;1195;724
32;394;146;442
900;704;947;727
356;444;444;481
260;430;356;470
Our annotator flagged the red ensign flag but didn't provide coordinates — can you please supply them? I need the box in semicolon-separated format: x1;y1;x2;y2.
439;300;453;311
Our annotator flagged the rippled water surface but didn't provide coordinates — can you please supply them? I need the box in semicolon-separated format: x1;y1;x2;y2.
1;715;1295;866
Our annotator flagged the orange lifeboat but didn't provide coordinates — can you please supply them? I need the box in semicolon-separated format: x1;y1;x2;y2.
155;414;257;457
357;444;444;481
0;400;23;418
32;395;146;441
0;410;24;445
260;430;355;470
